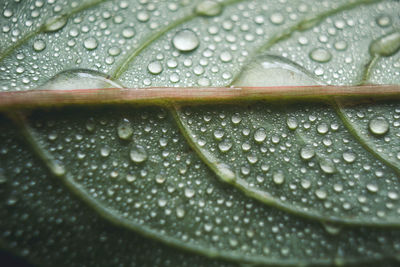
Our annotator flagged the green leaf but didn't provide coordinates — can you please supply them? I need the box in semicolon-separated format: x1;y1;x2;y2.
1;0;400;266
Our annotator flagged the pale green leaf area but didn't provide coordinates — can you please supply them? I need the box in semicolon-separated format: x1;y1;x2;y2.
1;0;400;266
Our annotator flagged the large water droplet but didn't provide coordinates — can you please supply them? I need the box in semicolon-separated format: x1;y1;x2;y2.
369;116;389;136
286;117;298;130
270;13;284;25
234;55;321;87
342;151;356;163
130;145;148;163
172;29;199;52
37;69;123;90
218;141;232;152
195;1;222;17
369;31;400;57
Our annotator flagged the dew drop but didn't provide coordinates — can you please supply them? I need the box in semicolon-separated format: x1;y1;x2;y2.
84;37;98;50
301;179;311;189
147;61;163;75
366;183;378;193
217;163;235;182
172;29;199;52
342;151;356;163
100;146;111;157
270;13;284;25
317;123;329;134
218;141;232;152
376;15;392;28
44;15;67;32
130;145;148;163
33;39;46;52
254;128;267;143
38;69;122;90
176;207;185;218
334;40;347;51
319;158;336;174
369;117;389;136
220;51;232;62
231;113;242;124
322;223;342;235
370;31;400;57
195;1;222;17
310;48;332;63
122;27;135;39
300;146;315;160
315;189;327;199
272;171;285;185
117;119;133;140
184;188;195;198
286;117;298;130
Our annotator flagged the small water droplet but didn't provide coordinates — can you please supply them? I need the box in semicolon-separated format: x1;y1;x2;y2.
334;40;347;51
286;117;298;130
300;146;315;160
322;223;342;235
315;189;327;199
317;123;329;134
130;145;148;163
117;119;133;140
369;117;389;136
218;141;232;152
319;158;336;174
376;14;392;28
301;179;311;189
217;163;235;182
366;183;378;193
184;188;195;198
147;61;163;75
44;15;67;32
310;48;332;63
195;1;222;17
272;171;285;185
100;146;111;157
176;207;185;218
122;27;135;38
84;37;98;50
172;29;199;52
254;128;267;143
270;13;284;25
220;51;232;62
342;151;356;163
33;39;46;52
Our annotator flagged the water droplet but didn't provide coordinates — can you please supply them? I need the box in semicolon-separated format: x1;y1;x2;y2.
52;162;66;176
220;51;232;62
130;145;148;163
370;31;400;57
234;55;320;87
33;39;46;52
84;37;98;50
376;14;391;28
176;207;185;218
342;151;356;163
184;188;195;198
322;223;342;235
122;27;135;38
272;171;285;185
366;183;378;193
147;61;163;75
270;13;284;25
310;48;332;63
334;40;347;51
117;119;133;140
38;69;122;90
301;179;311;189
172;29;199;52
195;1;222;17
231;113;241;124
315;189;327;199
218;141;232;152
217;163;235;182
369;117;389;136
317;123;329;134
100;146;111;157
213;129;224;140
286;117;298;130
44;15;67;32
300;146;315;160
254;128;267;143
319;158;336;174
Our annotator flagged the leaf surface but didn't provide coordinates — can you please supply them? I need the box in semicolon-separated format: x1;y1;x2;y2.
1;0;400;266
